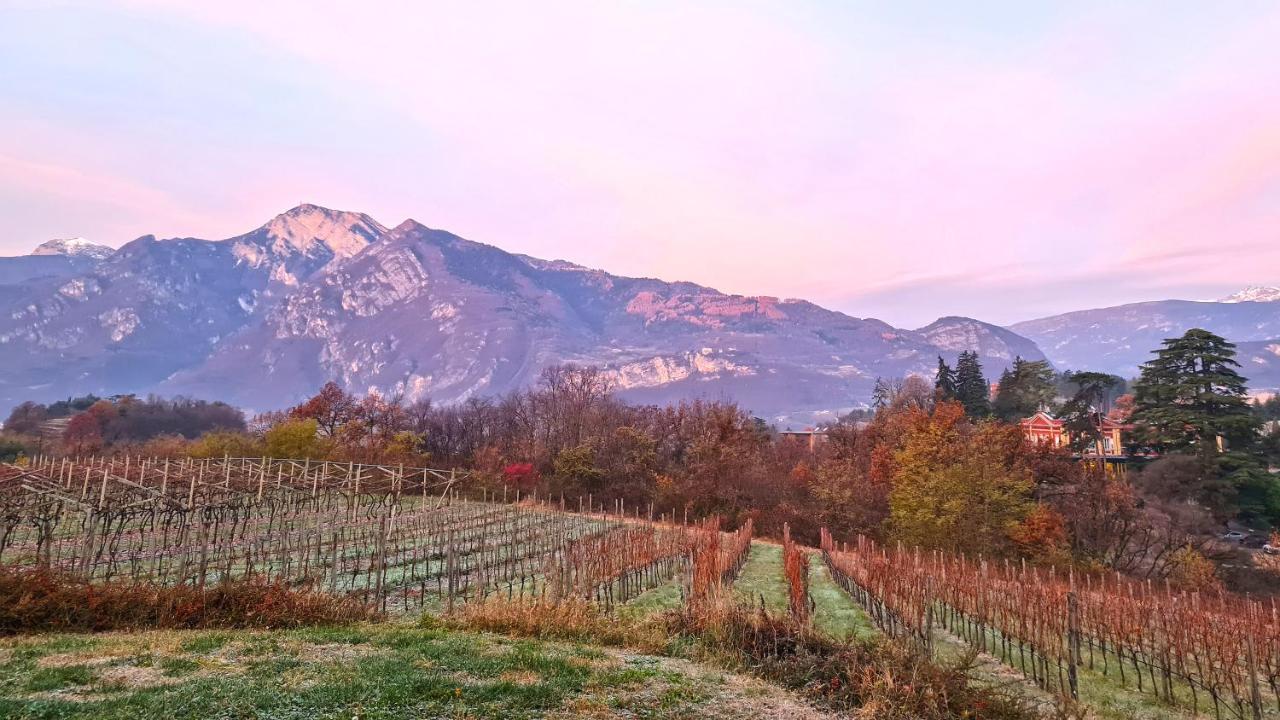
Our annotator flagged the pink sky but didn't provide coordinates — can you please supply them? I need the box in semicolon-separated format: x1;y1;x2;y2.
2;1;1278;326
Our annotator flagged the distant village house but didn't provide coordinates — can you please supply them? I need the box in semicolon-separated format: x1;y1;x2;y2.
778;428;827;452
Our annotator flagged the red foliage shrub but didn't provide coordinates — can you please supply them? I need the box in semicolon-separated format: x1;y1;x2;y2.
502;462;540;490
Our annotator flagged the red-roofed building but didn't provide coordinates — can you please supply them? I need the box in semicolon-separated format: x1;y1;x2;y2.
1019;411;1126;458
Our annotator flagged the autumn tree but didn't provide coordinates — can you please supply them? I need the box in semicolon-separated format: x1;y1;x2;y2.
188;430;263;459
888;401;1035;555
873;375;934;412
62;411;104;454
290;381;358;437
550;444;605;498
596;426;659;504
2;401;47;435
264;418;327;458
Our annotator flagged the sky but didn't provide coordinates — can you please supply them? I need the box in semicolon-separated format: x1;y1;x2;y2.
1;1;1278;328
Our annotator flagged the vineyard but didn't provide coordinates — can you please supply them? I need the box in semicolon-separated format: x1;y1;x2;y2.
0;455;752;616
820;529;1280;720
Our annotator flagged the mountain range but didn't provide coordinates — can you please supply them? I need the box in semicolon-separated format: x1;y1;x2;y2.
2;204;1278;422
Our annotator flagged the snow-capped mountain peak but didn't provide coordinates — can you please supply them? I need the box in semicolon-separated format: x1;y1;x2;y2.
1219;286;1280;303
30;237;115;260
258;203;386;258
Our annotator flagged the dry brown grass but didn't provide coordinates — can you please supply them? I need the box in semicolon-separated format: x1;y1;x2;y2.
444;597;669;653
0;566;379;634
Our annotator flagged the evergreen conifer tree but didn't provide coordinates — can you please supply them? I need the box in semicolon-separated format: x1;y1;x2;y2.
992;357;1056;421
1131;329;1258;454
935;356;957;399
1131;329;1266;516
1059;371;1120;452
954;351;990;418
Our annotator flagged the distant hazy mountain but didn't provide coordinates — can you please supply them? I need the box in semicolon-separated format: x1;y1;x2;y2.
0;204;1046;420
1009;300;1280;379
1232;339;1280;391
915;316;1047;374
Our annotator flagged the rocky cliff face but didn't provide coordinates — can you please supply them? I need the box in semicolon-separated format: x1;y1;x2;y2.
1;204;1051;420
915;316;1047;374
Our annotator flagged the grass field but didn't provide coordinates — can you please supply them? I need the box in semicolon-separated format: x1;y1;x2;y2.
806;553;877;642
0;623;838;720
731;543;790;613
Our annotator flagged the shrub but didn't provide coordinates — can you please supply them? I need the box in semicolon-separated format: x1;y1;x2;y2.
0;436;30;462
502;462;540;490
264;417;328;458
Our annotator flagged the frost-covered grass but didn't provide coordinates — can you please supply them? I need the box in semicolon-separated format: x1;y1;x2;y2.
731;543;790;614
0;623;818;720
806;553;877;642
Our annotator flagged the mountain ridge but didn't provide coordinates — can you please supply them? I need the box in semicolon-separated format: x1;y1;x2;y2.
13;203;1280;419
0;204;1047;420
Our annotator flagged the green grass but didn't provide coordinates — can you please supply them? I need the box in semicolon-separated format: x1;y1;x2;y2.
0;623;797;720
806;553;877;642
927;617;1218;719
731;542;789;613
622;578;684;616
23;665;97;693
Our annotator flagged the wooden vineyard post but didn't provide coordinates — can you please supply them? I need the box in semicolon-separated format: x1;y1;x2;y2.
375;510;389;613
188;466;198;508
79;508;97;578
1067;590;1080;700
924;578;935;660
1247;631;1263;720
446;530;457;614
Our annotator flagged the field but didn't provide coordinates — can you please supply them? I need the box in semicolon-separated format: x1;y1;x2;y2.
0;624;844;720
4;454;1276;718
